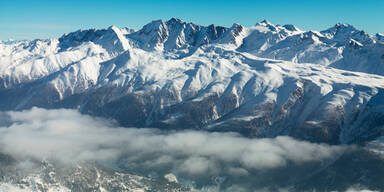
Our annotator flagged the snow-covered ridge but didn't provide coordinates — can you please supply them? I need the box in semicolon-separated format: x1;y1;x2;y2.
1;18;384;143
1;18;383;86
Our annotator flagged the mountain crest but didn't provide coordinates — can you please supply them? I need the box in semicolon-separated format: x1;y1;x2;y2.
321;23;374;45
166;17;186;25
259;19;272;25
323;23;358;35
216;23;245;46
57;26;130;54
283;24;300;32
127;19;169;50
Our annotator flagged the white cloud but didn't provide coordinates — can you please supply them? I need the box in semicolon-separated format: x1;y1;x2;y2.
0;107;348;190
345;187;379;192
0;107;345;173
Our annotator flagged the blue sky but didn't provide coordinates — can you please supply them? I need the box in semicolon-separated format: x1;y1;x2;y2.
0;0;383;40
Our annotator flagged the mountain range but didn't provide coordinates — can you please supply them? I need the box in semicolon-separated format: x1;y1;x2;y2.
1;18;384;144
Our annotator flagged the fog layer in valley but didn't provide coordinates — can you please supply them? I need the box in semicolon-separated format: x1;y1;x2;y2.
0;107;381;191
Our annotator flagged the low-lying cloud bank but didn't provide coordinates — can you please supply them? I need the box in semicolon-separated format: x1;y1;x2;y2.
0;107;364;191
0;107;344;172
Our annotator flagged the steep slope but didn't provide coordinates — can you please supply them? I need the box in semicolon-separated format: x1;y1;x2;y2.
0;18;384;144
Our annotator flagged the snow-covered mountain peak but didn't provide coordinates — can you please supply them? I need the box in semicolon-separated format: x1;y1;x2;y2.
251;20;303;37
322;23;357;36
258;19;272;25
282;24;301;32
298;30;324;44
140;19;167;33
58;28;105;49
255;19;279;32
126;18;229;51
215;23;246;47
231;23;243;28
321;23;374;45
120;27;135;35
58;26;130;55
107;25;119;31
229;23;244;36
306;30;324;37
166;17;186;25
324;23;359;34
127;19;169;50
